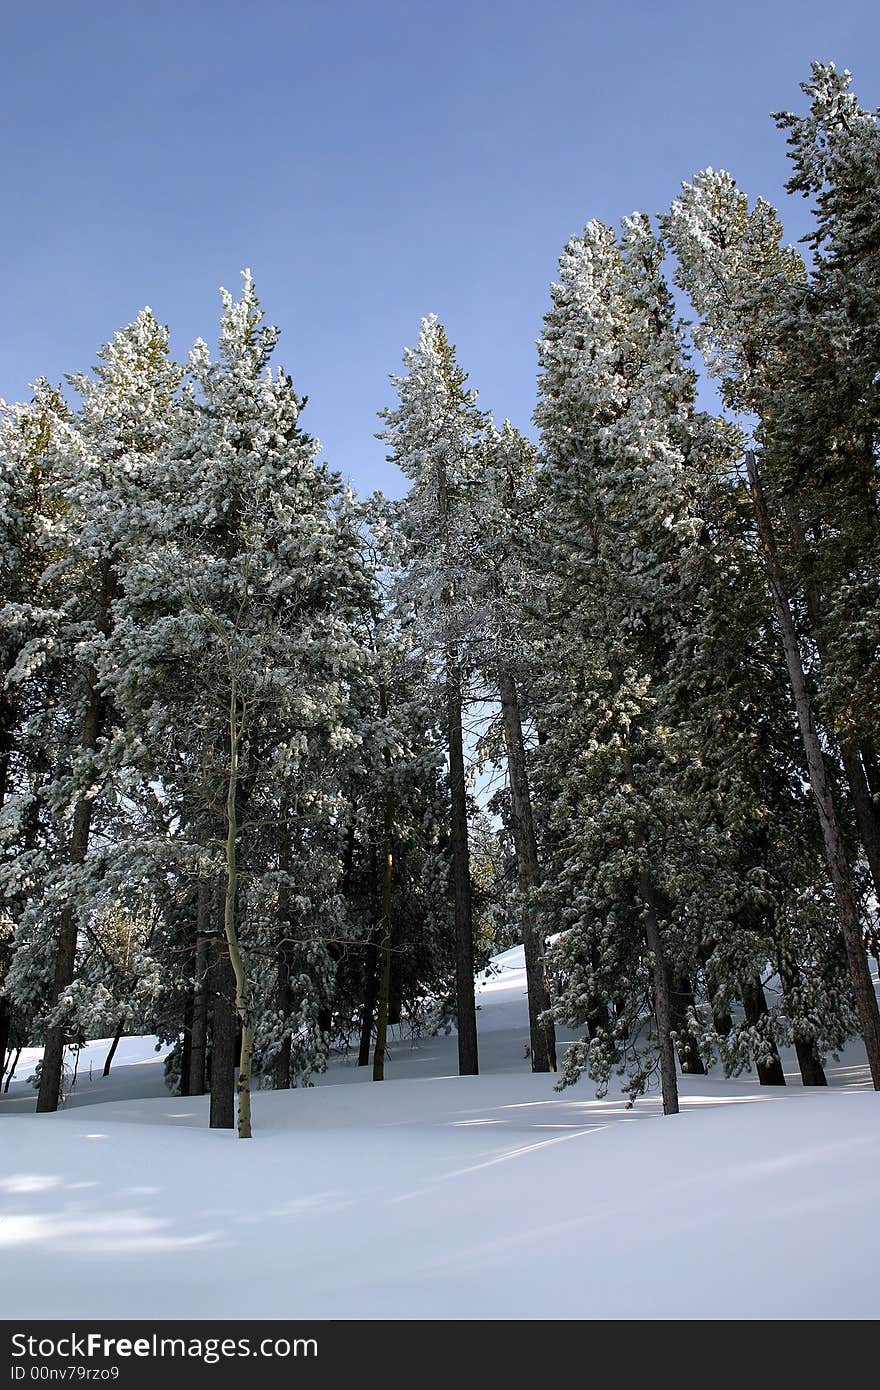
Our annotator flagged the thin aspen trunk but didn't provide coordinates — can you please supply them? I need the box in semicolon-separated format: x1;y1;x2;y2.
498;663;556;1072
447;650;478;1075
638;869;680;1115
784;499;880;901
188;883;211;1096
102;1019;124;1078
746;453;880;1088
222;680;254;1138
373;686;394;1082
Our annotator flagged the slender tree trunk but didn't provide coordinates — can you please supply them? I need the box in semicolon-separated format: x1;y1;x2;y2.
747;453;880;1088
209;943;236;1130
4;1047;21;1091
0;1004;10;1082
188;883;211;1096
36;684;103;1112
275;803;292;1090
670;972;706;1075
741;973;786;1085
373;691;394;1082
638;869;679;1115
37;564;114;1114
446;650;478;1076
102;1018;124;1078
498;664;556;1072
222;680;254;1138
179;986;193;1096
358;937;378;1067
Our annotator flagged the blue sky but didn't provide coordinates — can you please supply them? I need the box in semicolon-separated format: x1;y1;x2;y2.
2;0;877;496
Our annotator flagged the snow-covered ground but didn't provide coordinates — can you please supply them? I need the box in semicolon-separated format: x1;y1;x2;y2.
2;947;878;1320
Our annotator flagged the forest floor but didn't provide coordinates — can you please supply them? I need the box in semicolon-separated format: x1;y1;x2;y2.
2;947;878;1320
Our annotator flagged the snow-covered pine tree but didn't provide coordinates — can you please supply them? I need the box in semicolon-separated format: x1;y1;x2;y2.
665;91;880;1087
110;272;375;1135
531;214;714;1113
380;317;486;1076
1;316;183;1113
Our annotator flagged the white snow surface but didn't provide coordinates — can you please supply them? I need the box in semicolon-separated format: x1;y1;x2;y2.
2;948;878;1320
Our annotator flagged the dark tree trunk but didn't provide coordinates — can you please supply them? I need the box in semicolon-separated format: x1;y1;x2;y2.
4;1046;22;1091
0;1003;10;1081
748;454;880;1088
209;944;236;1130
373;686;394;1083
793;1038;827;1086
670;972;706;1075
102;1019;124;1078
741;973;786;1086
639;872;679;1115
358;937;377;1067
188;885;211;1096
275;802;293;1090
179;986;194;1096
778;958;827;1086
446;652;478;1076
498;664;556;1072
37;565;113;1114
36;682;103;1113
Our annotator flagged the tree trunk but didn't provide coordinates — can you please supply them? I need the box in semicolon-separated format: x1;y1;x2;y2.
639;870;679;1115
37;564;113;1114
209;943;236;1130
747;453;880;1088
498;663;556;1072
446;651;478;1076
179;982;193;1096
670;972;706;1075
4;1046;22;1092
275;804;293;1090
0;1004;10;1082
102;1018;124;1078
741;973;786;1086
188;884;211;1096
784;499;880;902
373;698;394;1083
36;683;103;1112
358;937;377;1067
222;681;254;1138
778;958;827;1086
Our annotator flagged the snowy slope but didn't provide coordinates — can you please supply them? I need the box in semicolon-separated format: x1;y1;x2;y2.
2;949;878;1320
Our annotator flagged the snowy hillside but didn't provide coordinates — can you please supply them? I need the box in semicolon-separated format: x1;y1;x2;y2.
2;947;878;1320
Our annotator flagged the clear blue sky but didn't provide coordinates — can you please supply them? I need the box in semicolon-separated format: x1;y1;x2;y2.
2;0;877;496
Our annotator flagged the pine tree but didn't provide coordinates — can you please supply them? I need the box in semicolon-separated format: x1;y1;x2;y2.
380;318;485;1076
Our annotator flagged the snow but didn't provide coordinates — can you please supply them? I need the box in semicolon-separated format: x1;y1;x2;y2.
2;950;878;1320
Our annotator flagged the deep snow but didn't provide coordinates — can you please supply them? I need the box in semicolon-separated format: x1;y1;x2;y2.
1;947;878;1320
